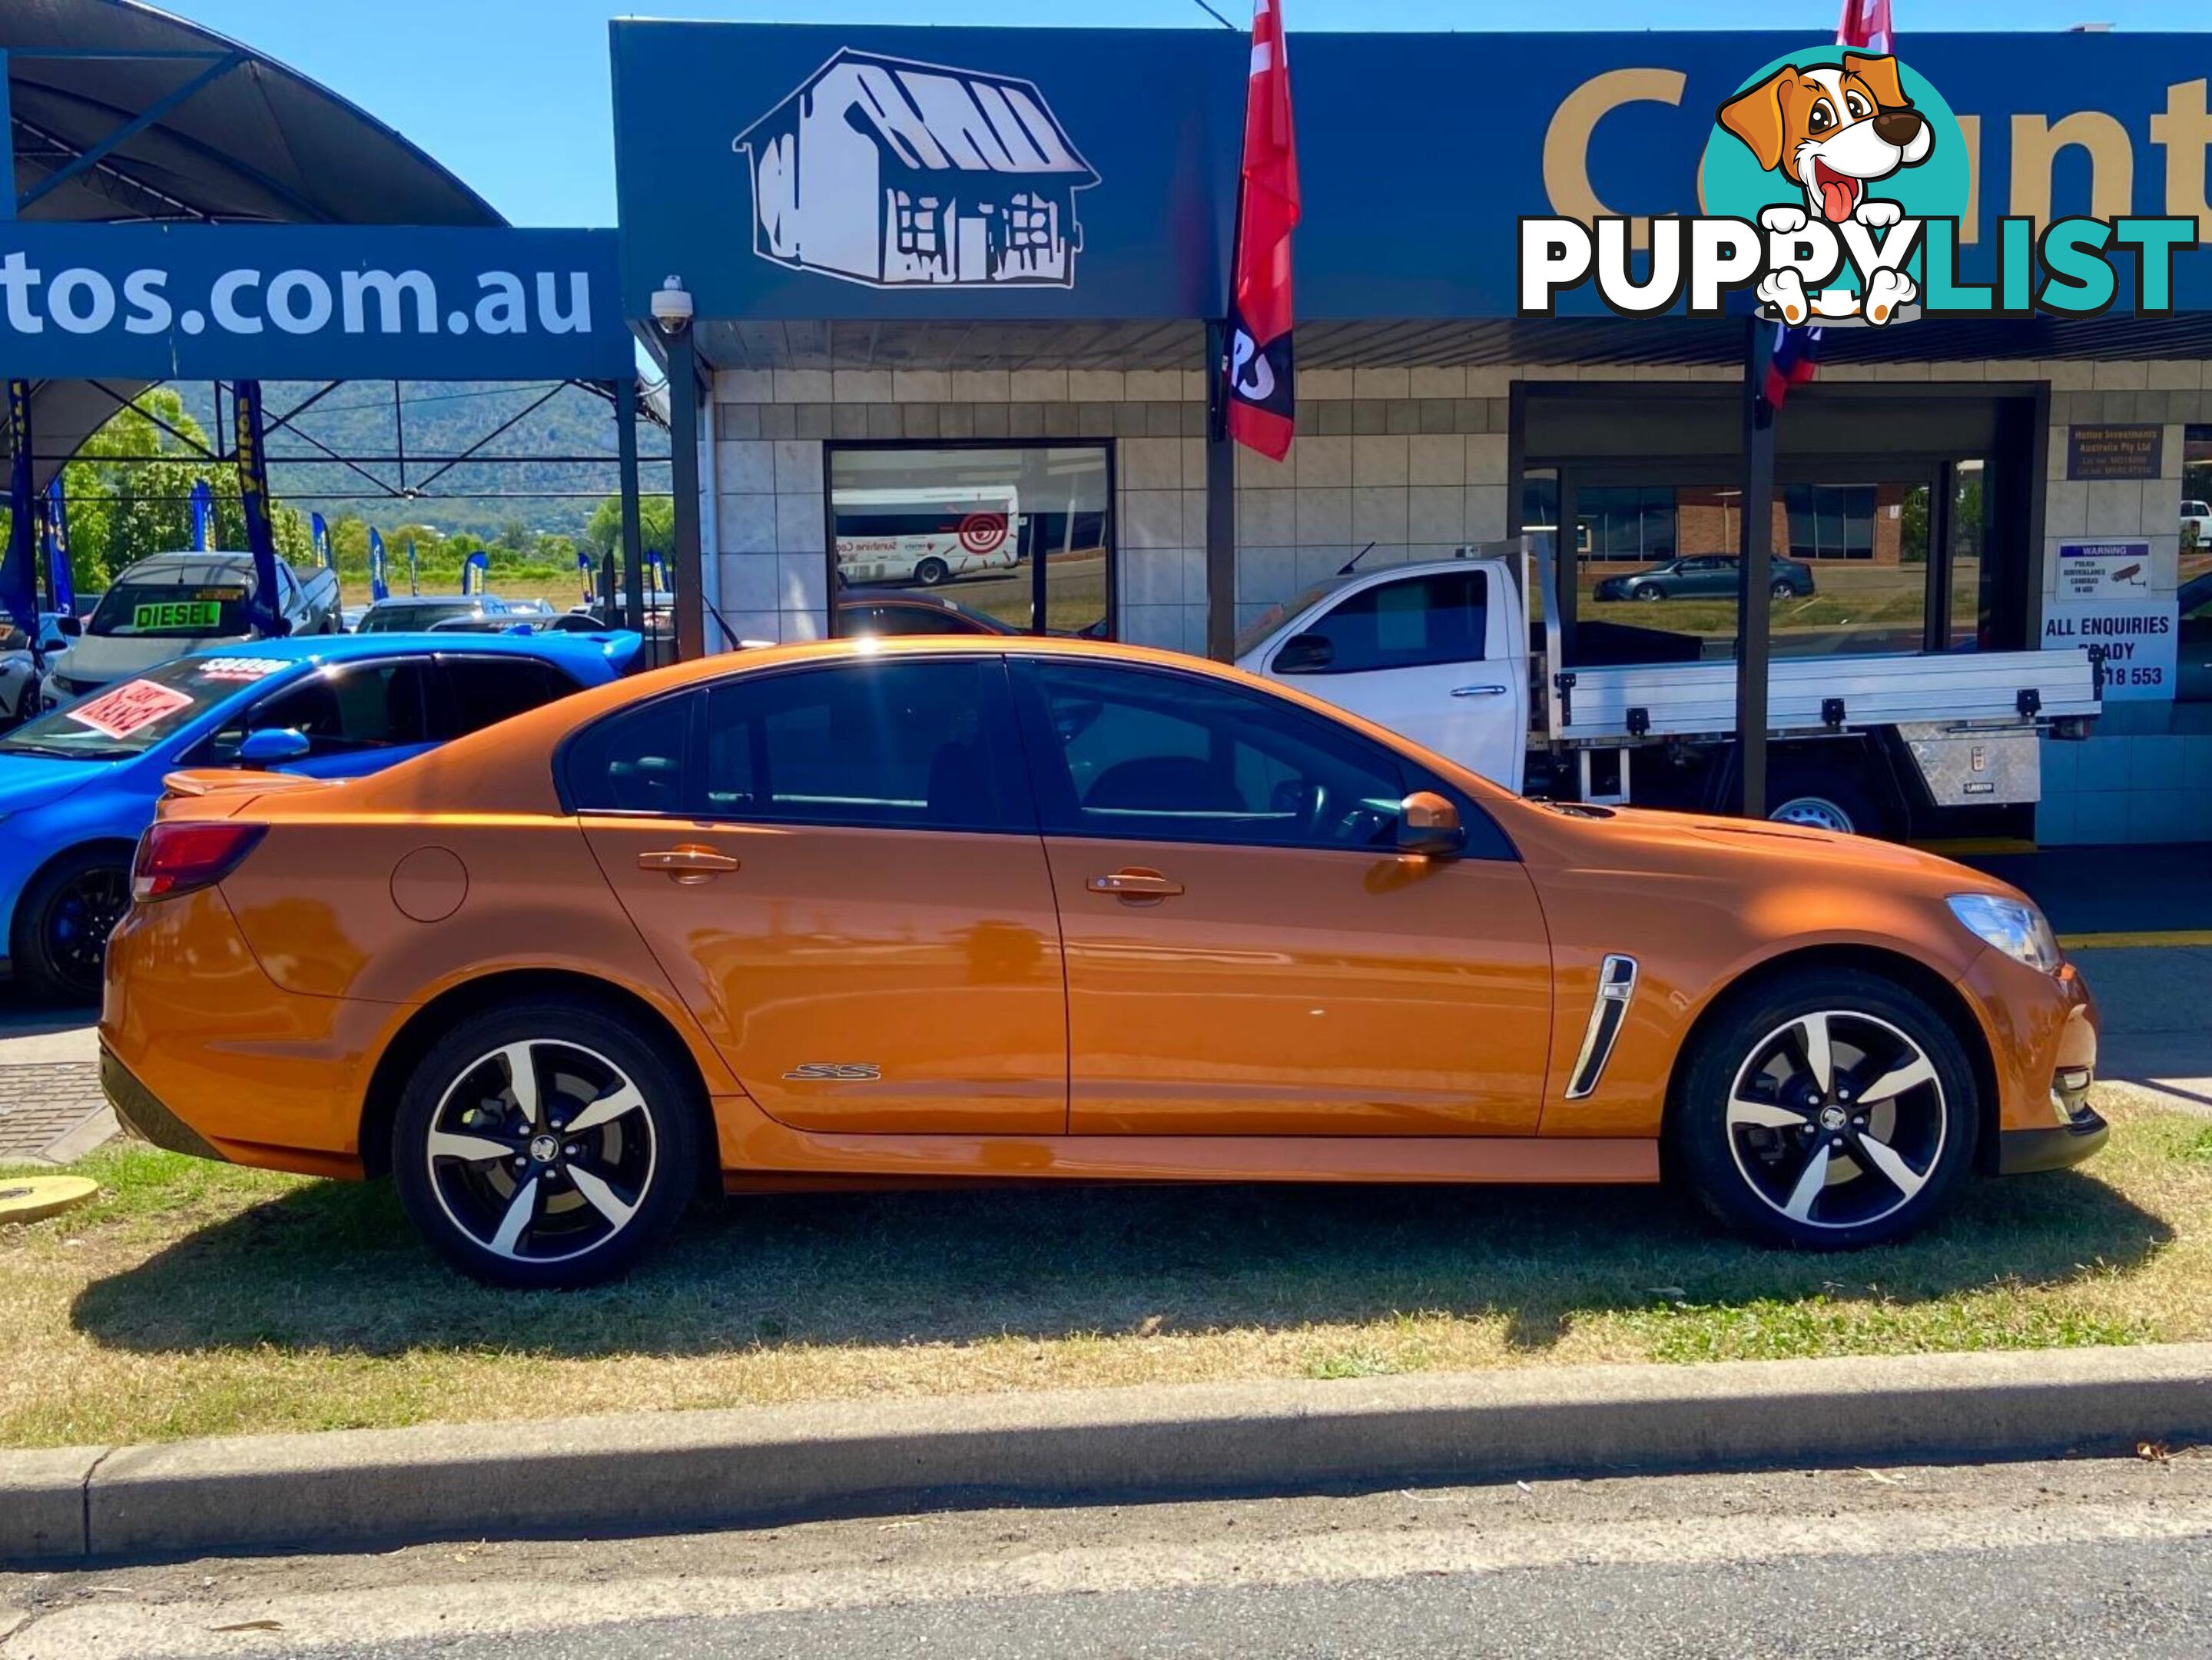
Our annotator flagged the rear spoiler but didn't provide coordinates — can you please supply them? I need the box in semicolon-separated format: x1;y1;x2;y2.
161;769;335;799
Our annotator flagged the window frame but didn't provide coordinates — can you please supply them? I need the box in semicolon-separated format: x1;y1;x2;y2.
1005;655;1515;861
557;655;1037;836
822;437;1118;642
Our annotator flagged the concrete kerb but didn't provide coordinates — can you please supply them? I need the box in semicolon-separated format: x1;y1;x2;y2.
5;1344;2210;1564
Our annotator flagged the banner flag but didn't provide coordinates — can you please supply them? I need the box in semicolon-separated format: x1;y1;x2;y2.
463;549;489;596
232;380;290;636
408;540;421;596
189;477;214;551
369;529;390;603
311;511;331;570
43;476;73;615
1223;0;1301;460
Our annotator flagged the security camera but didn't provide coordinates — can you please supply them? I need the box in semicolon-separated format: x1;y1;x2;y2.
650;276;694;330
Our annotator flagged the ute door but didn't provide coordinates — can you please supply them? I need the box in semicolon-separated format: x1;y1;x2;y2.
574;656;1068;1135
1011;656;1551;1136
1260;566;1525;791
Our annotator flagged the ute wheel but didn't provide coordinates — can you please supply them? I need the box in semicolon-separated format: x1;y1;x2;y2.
1670;968;1978;1250
1766;763;1883;838
914;556;950;587
11;848;131;1005
391;999;705;1289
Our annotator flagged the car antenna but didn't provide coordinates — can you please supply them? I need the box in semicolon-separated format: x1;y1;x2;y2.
1336;542;1378;576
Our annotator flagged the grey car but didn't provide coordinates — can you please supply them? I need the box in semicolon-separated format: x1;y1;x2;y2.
1594;556;1816;603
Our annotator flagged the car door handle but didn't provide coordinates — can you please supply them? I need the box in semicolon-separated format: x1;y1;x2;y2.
1451;684;1509;698
637;845;740;883
1088;868;1185;900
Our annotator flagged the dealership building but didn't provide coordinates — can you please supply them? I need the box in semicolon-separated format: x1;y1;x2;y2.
9;15;2212;844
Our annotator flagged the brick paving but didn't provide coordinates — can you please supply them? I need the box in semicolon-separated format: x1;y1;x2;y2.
0;1060;111;1160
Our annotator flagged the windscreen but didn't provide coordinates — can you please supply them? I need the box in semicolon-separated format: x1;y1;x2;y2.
0;654;290;759
89;582;251;640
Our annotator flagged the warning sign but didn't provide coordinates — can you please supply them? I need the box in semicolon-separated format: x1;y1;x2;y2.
2056;541;2153;602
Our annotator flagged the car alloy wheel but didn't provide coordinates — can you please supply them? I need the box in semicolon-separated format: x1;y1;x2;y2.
1633;585;1662;601
1723;1010;1945;1233
43;863;131;999
1771;578;1795;599
423;1039;658;1270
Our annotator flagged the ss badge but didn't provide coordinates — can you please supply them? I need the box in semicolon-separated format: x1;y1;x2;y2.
781;1062;881;1081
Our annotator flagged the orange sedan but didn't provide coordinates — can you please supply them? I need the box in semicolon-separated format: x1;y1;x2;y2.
100;638;2104;1288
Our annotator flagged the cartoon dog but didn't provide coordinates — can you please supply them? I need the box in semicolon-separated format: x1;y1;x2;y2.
1719;53;1933;324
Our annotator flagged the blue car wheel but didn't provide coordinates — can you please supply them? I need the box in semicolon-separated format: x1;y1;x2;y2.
13;848;133;1005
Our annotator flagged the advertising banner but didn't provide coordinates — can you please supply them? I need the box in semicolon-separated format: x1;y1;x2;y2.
612;24;2212;321
0;224;631;380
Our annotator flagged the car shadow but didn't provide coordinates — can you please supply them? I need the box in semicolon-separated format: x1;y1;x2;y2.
68;1167;2172;1362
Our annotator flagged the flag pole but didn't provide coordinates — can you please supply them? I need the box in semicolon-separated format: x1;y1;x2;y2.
1204;176;1249;663
1734;318;1776;819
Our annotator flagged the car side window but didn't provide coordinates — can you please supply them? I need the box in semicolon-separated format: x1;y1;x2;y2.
1282;571;1488;674
698;659;1023;832
433;656;581;739
208;662;431;761
564;689;696;815
1017;659;1428;852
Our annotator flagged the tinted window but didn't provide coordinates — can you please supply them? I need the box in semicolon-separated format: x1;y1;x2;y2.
435;656;581;739
1284;571;1487;674
565;692;695;815
841;603;986;638
1020;661;1411;850
701;660;1015;832
211;662;429;760
358;602;476;634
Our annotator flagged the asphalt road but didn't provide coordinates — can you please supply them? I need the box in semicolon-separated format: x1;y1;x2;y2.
5;1455;2207;1658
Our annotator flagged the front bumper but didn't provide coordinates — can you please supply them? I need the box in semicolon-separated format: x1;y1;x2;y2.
1998;1104;2109;1174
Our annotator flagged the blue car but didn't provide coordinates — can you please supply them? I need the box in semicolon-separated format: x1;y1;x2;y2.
0;629;640;1003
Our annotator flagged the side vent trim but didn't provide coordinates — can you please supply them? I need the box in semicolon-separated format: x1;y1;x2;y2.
1564;954;1639;1101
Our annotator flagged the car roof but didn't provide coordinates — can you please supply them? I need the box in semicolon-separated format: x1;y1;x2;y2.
113;552;257;582
365;594;487;606
197;630;635;668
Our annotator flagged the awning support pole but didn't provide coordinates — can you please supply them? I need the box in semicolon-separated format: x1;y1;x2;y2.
665;335;707;662
615;375;647;641
1203;318;1235;662
1735;318;1776;820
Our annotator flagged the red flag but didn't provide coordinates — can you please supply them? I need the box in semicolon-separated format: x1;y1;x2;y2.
1224;0;1300;460
1836;0;1894;51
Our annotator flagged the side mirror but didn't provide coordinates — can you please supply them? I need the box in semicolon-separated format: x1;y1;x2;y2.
237;727;312;765
55;615;82;638
1396;790;1464;858
1272;631;1335;674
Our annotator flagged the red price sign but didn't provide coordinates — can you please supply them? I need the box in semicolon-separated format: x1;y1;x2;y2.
66;679;196;739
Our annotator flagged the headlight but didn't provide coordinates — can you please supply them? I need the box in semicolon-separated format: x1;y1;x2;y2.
1947;892;2063;973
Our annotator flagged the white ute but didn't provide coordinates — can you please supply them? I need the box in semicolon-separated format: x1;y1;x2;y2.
1237;541;2101;838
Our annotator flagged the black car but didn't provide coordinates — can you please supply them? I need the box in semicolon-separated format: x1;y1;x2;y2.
1593;556;1817;603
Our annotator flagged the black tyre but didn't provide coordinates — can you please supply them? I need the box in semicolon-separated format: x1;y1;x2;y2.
391;998;705;1289
1770;577;1796;599
1670;968;1978;1250
1632;583;1663;602
11;847;131;1005
914;556;950;587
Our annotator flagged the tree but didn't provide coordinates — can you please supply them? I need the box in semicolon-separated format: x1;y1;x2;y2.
583;493;675;558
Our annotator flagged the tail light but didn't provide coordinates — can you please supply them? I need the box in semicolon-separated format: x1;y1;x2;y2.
131;822;267;902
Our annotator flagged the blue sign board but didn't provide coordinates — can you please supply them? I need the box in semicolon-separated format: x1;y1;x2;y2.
0;224;632;379
612;25;2212;320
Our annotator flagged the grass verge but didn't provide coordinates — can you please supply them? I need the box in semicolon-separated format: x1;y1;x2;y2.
0;1084;2204;1449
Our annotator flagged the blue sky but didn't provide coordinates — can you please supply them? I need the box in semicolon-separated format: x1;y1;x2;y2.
168;1;2192;227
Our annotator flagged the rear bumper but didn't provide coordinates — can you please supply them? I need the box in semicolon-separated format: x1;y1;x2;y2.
101;1043;226;1162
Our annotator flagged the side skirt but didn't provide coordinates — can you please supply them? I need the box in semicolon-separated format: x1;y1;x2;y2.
717;1115;1660;1189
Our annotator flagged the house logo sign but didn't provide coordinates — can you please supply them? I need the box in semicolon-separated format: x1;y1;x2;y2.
1520;47;2198;324
733;49;1099;290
